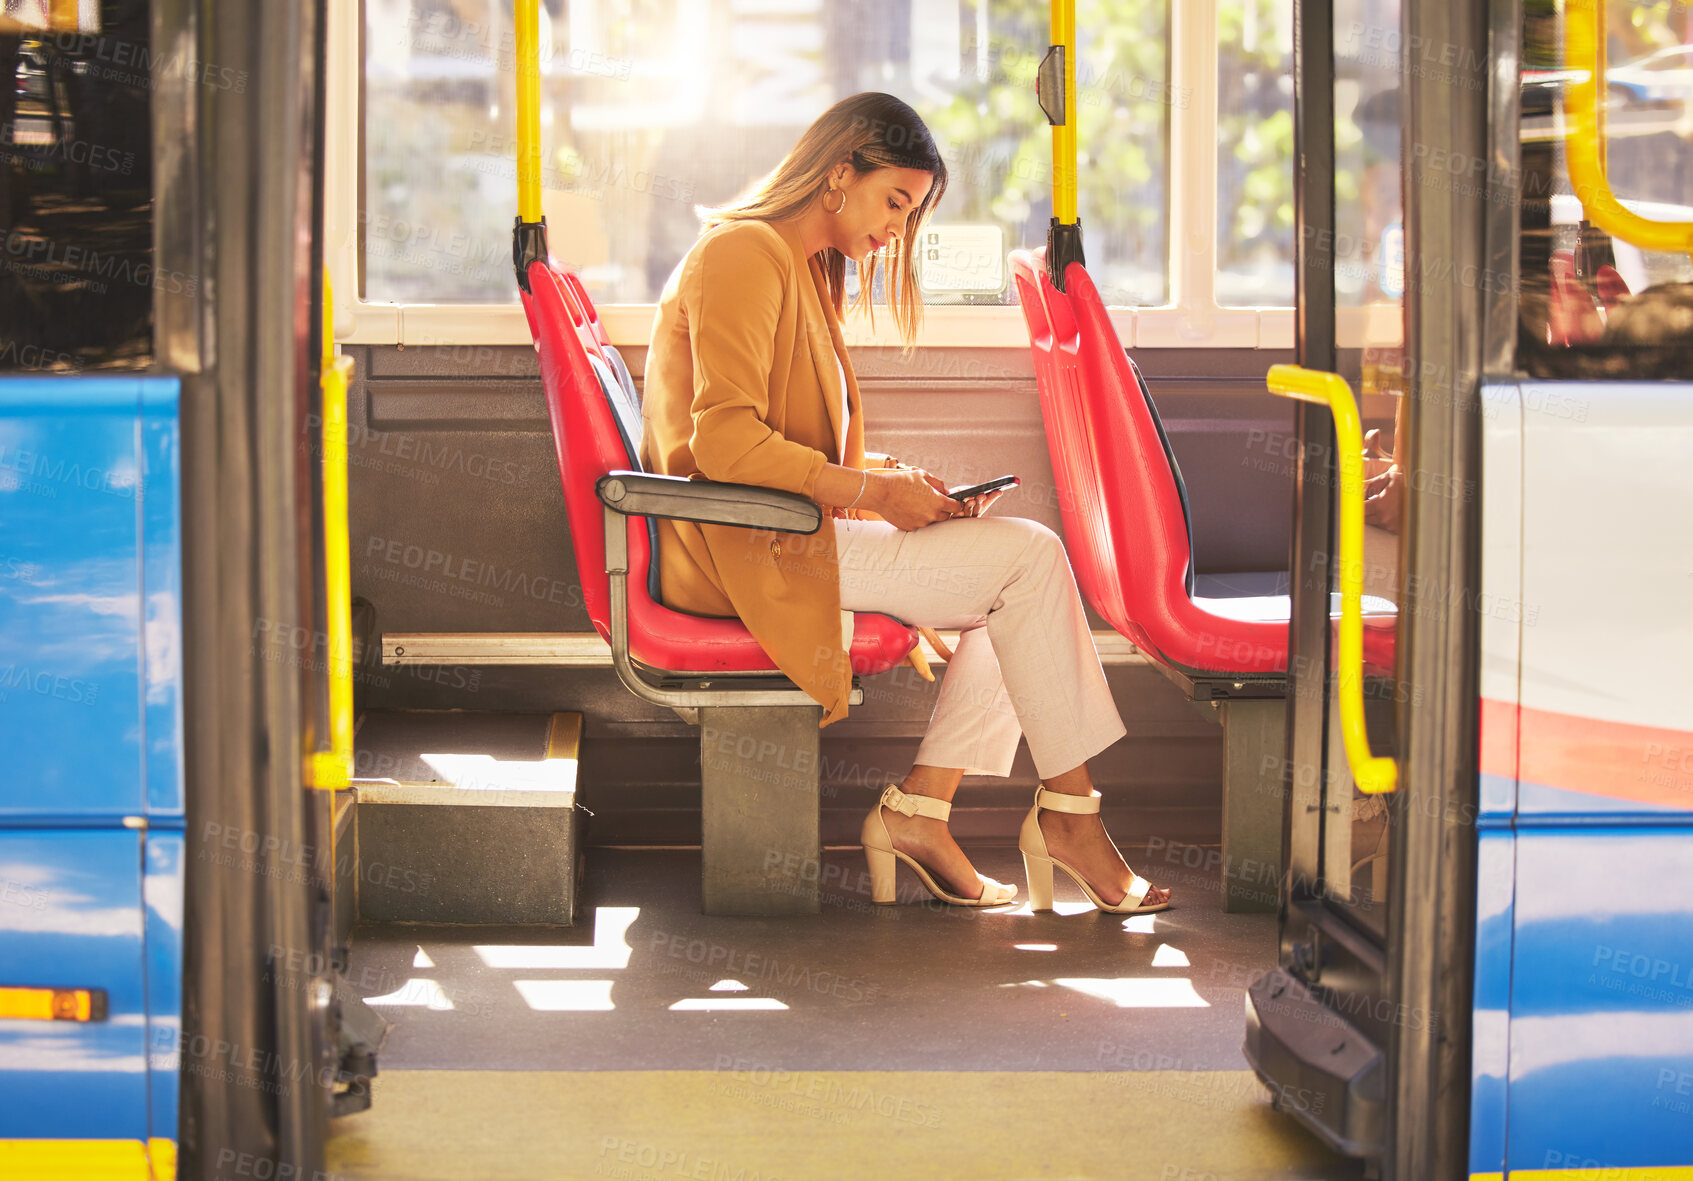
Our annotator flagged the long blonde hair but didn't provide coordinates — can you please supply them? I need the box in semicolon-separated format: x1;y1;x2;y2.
702;92;948;347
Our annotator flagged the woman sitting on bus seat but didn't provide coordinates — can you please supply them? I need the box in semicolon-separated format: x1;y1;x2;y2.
639;92;1170;914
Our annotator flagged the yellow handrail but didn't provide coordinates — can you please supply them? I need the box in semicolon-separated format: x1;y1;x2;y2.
307;274;355;791
1265;365;1398;795
515;0;544;223
1049;0;1076;226
1565;0;1693;257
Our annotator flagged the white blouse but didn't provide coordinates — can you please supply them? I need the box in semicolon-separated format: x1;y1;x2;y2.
833;351;856;653
834;352;850;464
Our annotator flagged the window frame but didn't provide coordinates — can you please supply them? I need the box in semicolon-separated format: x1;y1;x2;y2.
326;0;1300;350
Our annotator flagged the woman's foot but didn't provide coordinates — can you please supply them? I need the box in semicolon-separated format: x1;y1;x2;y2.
1036;808;1171;910
863;784;1015;905
880;805;1001;902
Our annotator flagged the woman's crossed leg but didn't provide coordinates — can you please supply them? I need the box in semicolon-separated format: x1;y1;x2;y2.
835;515;1171;910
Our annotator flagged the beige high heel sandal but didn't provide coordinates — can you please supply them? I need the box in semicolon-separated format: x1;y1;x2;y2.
1019;786;1171;914
861;785;1018;907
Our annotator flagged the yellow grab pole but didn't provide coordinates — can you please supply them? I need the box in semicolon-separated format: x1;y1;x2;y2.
1050;0;1077;226
308;273;355;791
1265;365;1398;795
515;0;544;223
1037;0;1084;287
1565;0;1693;258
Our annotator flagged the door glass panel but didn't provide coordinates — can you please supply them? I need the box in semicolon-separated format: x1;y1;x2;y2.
1516;0;1693;378
1325;0;1403;938
0;6;155;372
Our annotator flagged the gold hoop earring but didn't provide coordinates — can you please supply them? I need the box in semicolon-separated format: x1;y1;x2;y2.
823;187;845;215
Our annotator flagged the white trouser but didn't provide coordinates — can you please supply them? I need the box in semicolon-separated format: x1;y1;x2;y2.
833;516;1127;779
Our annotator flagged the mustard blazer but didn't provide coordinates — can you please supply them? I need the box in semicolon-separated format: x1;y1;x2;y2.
640;218;881;726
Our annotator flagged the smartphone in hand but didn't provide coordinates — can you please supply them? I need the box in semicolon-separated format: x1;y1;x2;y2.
948;475;1020;501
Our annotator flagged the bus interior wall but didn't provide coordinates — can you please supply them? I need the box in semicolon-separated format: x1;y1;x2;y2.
341;340;1331;849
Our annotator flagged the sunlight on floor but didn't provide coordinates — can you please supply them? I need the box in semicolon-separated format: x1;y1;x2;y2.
512;980;616;1011
668;998;789;1011
1055;977;1210;1008
365;979;455;1011
419;752;575;793
474;906;639;970
1003;900;1100;917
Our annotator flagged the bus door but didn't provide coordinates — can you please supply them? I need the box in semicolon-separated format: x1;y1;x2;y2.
1244;0;1487;1176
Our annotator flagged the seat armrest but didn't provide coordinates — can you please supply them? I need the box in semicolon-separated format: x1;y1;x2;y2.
596;471;822;535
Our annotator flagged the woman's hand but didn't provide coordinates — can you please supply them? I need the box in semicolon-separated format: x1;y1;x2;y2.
956;487;1007;518
911;469;1004;518
1364;464;1404;532
865;468;965;531
1362;428;1395;481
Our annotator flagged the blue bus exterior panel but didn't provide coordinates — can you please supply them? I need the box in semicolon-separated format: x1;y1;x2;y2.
0;376;185;1158
139;380;186;822
0;377;185;823
0;830;149;1141
1467;829;1515;1178
144;832;185;1156
1499;381;1693;1174
1507;826;1693;1173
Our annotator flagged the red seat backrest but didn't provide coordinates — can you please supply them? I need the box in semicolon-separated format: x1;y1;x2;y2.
520;257;918;677
1012;250;1289;674
521;260;636;638
1011;252;1189;656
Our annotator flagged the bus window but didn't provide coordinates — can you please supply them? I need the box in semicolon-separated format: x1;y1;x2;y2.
1517;0;1693;377
361;0;1172;308
1216;0;1295;307
0;1;154;373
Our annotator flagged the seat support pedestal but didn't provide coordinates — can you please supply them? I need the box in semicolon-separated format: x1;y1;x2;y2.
1216;698;1287;913
699;704;823;916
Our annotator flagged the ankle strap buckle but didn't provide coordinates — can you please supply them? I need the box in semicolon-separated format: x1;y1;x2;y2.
882;785;921;817
881;784;949;821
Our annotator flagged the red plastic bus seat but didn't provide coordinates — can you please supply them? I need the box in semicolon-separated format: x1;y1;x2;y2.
1010;249;1396;678
521;258;916;676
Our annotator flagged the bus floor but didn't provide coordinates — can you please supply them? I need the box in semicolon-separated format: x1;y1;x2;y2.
326;845;1364;1181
